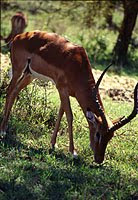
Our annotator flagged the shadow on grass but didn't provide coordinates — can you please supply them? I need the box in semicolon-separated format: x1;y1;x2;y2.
0;180;35;200
0;130;137;200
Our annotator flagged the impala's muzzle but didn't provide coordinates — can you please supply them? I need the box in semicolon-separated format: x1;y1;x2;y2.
93;140;107;164
94;155;104;164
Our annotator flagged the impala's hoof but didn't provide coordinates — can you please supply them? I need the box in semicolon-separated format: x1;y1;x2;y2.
0;131;7;138
51;143;58;151
73;150;78;158
49;143;58;154
54;143;58;149
51;143;58;149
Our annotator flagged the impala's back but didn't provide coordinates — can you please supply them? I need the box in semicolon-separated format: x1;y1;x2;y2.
1;30;137;164
12;31;96;96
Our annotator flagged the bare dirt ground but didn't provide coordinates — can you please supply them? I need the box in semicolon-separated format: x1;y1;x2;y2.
94;69;137;102
0;53;137;102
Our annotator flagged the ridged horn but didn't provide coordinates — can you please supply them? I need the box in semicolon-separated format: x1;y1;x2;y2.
108;83;138;133
92;63;113;128
95;63;113;92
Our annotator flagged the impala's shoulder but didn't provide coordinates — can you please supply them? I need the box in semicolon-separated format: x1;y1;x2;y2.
69;45;88;61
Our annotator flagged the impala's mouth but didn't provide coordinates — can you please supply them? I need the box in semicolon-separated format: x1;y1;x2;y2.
94;155;104;164
90;144;104;164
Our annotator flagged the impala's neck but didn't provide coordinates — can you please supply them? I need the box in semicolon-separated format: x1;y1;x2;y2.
75;61;113;125
75;87;103;117
74;61;104;117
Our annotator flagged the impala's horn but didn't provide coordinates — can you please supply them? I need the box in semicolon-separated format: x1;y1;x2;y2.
95;63;113;91
92;63;113;128
108;83;138;133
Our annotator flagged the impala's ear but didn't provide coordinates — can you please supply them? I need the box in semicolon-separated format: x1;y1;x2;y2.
86;108;96;123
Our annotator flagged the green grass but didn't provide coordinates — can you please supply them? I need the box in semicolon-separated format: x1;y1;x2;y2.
1;2;138;76
1;2;138;199
0;83;138;200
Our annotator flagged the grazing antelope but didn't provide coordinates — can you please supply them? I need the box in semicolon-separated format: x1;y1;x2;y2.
0;31;137;164
1;12;27;44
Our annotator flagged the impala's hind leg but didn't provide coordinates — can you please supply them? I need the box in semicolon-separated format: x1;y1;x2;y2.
58;88;77;157
0;73;33;136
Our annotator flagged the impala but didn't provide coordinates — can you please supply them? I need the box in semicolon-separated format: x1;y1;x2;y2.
2;12;27;44
0;31;137;164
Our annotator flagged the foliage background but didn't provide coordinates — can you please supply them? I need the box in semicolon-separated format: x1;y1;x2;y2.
1;0;138;72
0;1;138;200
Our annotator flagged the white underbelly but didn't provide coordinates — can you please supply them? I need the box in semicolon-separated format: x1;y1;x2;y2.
29;66;55;84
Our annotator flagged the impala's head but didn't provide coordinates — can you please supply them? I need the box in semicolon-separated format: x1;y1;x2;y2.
86;109;113;164
86;64;138;164
11;12;27;35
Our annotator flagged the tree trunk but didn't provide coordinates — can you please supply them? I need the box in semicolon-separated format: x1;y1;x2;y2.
113;0;138;71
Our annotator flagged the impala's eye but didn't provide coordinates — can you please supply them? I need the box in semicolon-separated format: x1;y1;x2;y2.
95;132;101;142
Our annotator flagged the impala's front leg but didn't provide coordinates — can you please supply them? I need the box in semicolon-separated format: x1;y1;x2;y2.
51;104;64;149
58;88;77;156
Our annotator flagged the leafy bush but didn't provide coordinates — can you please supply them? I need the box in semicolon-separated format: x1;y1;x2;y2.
0;3;138;199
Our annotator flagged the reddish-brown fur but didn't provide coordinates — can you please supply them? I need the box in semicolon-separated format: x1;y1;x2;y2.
1;30;137;164
5;12;27;43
